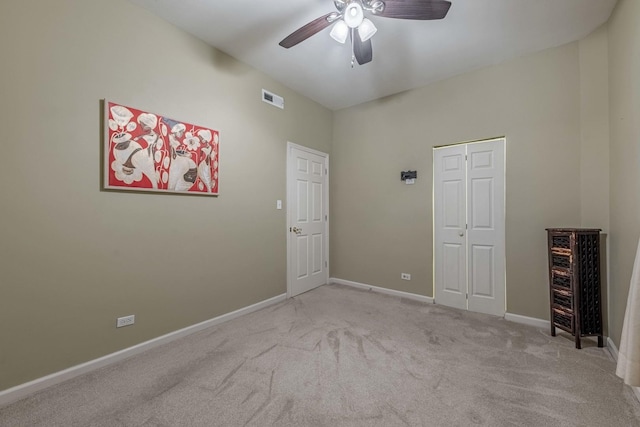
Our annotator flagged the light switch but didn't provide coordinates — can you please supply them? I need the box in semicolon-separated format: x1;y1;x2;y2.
405;179;416;185
277;200;282;210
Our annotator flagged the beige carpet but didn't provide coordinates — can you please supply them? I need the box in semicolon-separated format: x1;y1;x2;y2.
1;284;639;426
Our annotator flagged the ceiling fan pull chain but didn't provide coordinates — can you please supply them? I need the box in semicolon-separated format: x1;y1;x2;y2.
351;28;355;68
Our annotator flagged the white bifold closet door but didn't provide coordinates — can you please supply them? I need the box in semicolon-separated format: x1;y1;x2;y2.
434;138;505;317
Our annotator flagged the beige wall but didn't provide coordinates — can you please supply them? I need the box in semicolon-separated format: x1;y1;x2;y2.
0;0;332;390
579;26;610;230
331;43;584;320
578;26;611;334
607;0;640;347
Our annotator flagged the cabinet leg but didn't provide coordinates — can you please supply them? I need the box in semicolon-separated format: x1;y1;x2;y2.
575;334;581;349
598;336;604;348
550;324;556;337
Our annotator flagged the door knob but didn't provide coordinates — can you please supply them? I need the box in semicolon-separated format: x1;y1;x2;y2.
459;231;464;237
291;227;302;235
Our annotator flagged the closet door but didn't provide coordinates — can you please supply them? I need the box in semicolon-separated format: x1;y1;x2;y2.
434;144;467;310
466;140;505;316
434;139;505;316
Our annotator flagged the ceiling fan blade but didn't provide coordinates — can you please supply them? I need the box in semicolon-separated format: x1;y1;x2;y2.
354;32;373;65
375;0;451;20
279;12;338;48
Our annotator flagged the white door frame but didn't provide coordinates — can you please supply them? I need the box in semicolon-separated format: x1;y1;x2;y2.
433;137;506;316
286;142;330;298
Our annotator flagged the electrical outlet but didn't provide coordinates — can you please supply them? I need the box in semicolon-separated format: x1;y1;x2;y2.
401;273;411;280
116;315;135;328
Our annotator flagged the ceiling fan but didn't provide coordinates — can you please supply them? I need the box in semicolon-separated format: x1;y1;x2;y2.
279;0;452;66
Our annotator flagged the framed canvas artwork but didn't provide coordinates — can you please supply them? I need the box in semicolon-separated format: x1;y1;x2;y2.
104;101;219;195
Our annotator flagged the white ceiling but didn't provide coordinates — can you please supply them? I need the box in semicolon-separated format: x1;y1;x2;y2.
128;0;617;111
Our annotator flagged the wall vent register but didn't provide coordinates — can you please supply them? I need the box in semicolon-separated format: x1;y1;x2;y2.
262;89;284;109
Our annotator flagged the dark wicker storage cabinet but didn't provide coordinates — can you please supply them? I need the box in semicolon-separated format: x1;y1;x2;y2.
546;228;603;349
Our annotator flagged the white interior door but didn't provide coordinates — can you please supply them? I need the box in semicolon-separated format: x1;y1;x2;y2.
434;138;505;317
466;140;505;315
434;145;467;310
287;143;329;297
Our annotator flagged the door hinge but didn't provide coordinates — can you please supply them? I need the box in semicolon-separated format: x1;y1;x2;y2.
466;293;468;299
325;261;328;268
325;215;328;221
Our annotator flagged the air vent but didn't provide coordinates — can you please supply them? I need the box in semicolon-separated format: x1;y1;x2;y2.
262;89;284;109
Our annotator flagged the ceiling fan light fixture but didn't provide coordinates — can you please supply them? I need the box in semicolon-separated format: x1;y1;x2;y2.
330;20;349;44
358;18;377;42
343;2;364;28
278;0;453;67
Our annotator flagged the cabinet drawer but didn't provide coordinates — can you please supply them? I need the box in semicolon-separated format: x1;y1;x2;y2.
551;270;572;290
552;289;573;311
551;234;571;250
551;253;571;269
553;308;574;333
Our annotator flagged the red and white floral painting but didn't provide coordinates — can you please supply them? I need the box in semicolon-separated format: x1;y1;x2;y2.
104;101;219;195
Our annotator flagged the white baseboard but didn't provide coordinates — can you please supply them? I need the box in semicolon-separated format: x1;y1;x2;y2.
0;293;287;408
504;312;548;329
606;337;640;404
330;278;434;304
